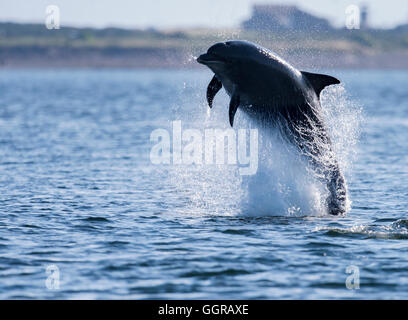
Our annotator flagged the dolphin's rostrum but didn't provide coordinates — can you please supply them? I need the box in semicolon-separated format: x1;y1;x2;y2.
197;40;347;215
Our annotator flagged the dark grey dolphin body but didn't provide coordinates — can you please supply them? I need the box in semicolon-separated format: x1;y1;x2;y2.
197;40;347;215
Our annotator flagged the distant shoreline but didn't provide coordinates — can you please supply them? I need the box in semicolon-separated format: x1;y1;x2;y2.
1;22;408;69
1;46;408;69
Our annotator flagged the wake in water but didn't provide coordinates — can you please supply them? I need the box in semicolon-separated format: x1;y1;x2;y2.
164;78;361;218
314;219;408;239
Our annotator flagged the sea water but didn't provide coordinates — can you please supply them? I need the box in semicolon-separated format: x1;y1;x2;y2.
0;69;407;299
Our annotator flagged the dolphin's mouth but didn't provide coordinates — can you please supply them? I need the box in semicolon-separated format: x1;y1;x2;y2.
197;53;226;65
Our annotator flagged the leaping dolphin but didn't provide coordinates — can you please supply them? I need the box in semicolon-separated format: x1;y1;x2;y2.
197;40;347;215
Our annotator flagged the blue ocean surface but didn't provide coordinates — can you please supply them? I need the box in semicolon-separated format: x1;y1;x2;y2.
0;68;407;299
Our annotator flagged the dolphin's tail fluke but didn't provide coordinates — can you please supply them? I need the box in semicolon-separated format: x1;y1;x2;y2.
280;106;348;216
326;164;348;215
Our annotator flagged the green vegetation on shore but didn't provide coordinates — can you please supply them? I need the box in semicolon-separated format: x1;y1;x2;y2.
0;22;407;68
1;22;408;50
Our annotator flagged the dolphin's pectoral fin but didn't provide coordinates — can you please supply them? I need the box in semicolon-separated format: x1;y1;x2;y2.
301;71;340;97
229;90;240;127
206;75;222;108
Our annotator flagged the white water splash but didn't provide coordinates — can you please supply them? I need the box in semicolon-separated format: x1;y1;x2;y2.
239;125;328;217
165;78;361;217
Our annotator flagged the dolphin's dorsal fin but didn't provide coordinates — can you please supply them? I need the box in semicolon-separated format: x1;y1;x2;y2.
301;71;340;97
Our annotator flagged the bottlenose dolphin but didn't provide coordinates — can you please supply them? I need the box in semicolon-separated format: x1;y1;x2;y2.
197;40;347;215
